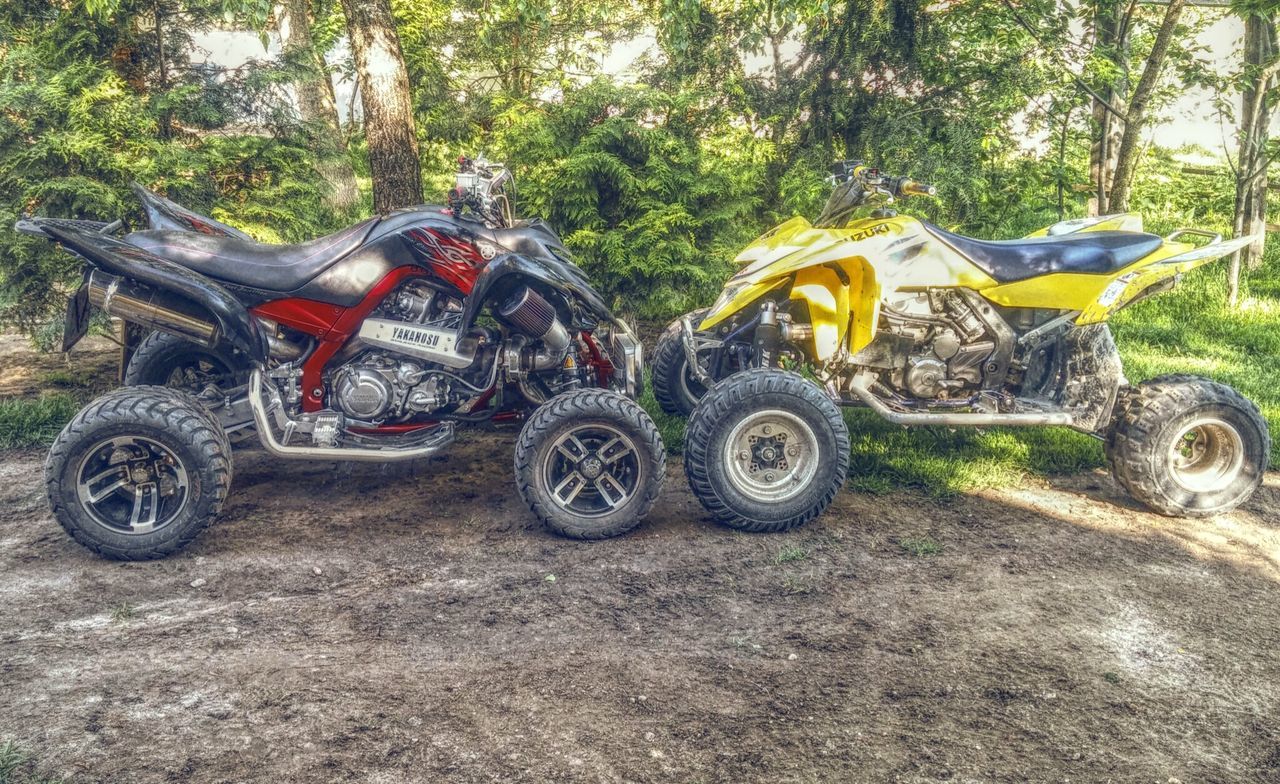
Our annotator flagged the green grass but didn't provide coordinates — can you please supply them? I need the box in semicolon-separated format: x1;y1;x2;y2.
0;394;78;449
110;602;135;623
899;536;944;557
637;381;687;455
0;740;64;784
638;261;1280;497
774;545;808;564
41;371;89;389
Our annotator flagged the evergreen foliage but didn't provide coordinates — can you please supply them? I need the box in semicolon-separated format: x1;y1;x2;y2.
0;0;1267;327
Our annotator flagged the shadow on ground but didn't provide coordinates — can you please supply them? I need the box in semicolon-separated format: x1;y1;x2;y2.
2;430;1279;783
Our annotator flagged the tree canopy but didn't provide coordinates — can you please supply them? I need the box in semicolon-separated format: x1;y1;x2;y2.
0;0;1270;330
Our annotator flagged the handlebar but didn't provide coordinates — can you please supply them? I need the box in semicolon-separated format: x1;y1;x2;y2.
828;160;936;200
896;178;936;198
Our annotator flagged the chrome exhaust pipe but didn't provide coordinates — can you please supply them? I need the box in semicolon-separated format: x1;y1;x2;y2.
248;369;456;461
86;269;218;347
846;372;1075;427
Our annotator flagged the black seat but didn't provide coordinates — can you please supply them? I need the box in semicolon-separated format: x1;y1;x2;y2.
123;218;380;292
923;223;1164;283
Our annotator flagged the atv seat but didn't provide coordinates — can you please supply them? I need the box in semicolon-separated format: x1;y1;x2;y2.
923;223;1164;283
123;218;380;292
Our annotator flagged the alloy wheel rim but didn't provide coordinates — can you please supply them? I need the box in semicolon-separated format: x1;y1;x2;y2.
1167;416;1245;494
75;436;190;535
543;424;640;517
723;409;820;503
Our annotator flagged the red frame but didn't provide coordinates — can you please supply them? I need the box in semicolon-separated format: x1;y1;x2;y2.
249;254;617;431
252;267;430;413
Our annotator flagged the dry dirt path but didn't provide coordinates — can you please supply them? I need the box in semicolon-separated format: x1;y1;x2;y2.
2;434;1279;783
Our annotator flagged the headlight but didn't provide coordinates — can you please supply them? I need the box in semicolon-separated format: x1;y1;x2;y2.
707;280;752;318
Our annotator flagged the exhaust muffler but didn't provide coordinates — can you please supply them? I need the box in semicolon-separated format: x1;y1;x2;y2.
86;269;219;347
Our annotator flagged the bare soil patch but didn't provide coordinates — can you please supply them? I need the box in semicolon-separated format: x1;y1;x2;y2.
3;429;1279;782
0;333;118;398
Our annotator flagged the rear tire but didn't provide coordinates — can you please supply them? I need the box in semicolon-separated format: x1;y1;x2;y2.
652;309;709;416
515;389;665;539
124;331;253;444
124;331;245;389
685;369;849;532
1106;376;1269;517
45;386;232;560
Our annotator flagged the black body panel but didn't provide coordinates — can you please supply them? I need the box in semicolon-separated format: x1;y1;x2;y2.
131;182;252;240
39;223;268;364
460;252;618;333
47;194;608;330
123;218;380;293
923;223;1164;283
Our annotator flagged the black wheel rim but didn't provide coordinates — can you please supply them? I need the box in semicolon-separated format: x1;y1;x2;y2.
75;436;191;535
542;424;641;517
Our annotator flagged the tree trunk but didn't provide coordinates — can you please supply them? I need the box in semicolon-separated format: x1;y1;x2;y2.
1228;12;1278;306
1087;0;1130;216
339;0;423;213
1107;0;1188;213
278;0;360;215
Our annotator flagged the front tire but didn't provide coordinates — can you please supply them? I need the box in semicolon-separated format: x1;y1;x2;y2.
1106;376;1269;517
515;389;666;539
651;309;709;416
685;369;849;532
45;386;233;560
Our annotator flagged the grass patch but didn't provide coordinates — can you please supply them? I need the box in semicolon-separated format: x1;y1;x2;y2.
41;370;89;389
0;742;23;784
0;740;63;784
110;602;135;623
774;545;808;564
899;536;943;557
637;380;686;455
0;394;78;449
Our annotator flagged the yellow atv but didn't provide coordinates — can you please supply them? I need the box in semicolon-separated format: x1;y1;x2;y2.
666;161;1269;531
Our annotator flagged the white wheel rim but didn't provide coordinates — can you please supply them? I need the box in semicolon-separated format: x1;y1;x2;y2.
1167;416;1245;494
722;409;820;503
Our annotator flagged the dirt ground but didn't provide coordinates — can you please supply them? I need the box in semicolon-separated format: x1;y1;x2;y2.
2;338;1280;782
0;333;119;398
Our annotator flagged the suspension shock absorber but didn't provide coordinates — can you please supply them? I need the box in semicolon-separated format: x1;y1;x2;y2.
754;301;782;368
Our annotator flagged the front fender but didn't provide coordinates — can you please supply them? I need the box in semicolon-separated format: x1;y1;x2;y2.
459;252;617;333
697;279;788;331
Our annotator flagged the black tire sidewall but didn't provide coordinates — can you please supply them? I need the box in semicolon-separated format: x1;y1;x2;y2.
687;370;848;531
651;309;709;416
124;332;243;388
516;390;664;539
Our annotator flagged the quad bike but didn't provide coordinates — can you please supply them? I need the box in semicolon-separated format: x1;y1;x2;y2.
20;156;664;559
666;161;1269;531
